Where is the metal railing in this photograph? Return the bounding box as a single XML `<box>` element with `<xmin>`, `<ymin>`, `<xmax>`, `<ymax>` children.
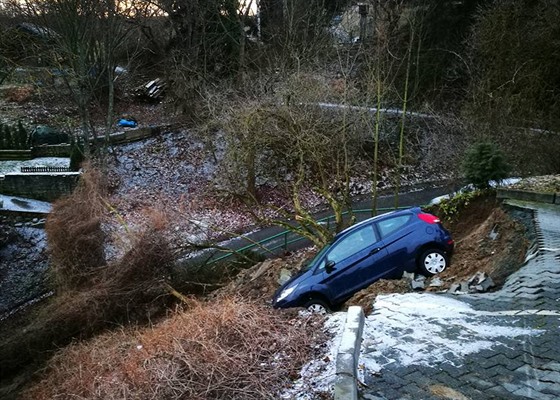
<box><xmin>207</xmin><ymin>206</ymin><xmax>411</xmax><ymax>265</ymax></box>
<box><xmin>20</xmin><ymin>166</ymin><xmax>72</xmax><ymax>173</ymax></box>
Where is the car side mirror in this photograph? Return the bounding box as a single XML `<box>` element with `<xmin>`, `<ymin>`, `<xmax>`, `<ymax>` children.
<box><xmin>325</xmin><ymin>260</ymin><xmax>336</xmax><ymax>274</ymax></box>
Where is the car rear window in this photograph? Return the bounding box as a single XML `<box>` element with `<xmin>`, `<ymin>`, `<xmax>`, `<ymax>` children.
<box><xmin>376</xmin><ymin>214</ymin><xmax>412</xmax><ymax>239</ymax></box>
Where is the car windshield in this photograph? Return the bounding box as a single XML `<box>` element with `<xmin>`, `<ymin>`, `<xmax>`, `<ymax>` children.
<box><xmin>301</xmin><ymin>243</ymin><xmax>332</xmax><ymax>272</ymax></box>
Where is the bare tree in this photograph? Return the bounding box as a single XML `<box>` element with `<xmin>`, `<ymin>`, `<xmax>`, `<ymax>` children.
<box><xmin>217</xmin><ymin>93</ymin><xmax>363</xmax><ymax>246</ymax></box>
<box><xmin>10</xmin><ymin>0</ymin><xmax>139</xmax><ymax>158</ymax></box>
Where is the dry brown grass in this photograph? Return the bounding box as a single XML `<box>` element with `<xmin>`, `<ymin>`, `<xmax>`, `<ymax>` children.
<box><xmin>21</xmin><ymin>298</ymin><xmax>324</xmax><ymax>400</ymax></box>
<box><xmin>0</xmin><ymin>166</ymin><xmax>175</xmax><ymax>384</ymax></box>
<box><xmin>0</xmin><ymin>226</ymin><xmax>174</xmax><ymax>379</ymax></box>
<box><xmin>45</xmin><ymin>163</ymin><xmax>108</xmax><ymax>290</ymax></box>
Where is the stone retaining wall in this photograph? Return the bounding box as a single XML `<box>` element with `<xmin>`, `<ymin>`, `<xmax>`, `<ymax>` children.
<box><xmin>0</xmin><ymin>150</ymin><xmax>33</xmax><ymax>161</ymax></box>
<box><xmin>0</xmin><ymin>126</ymin><xmax>160</xmax><ymax>202</ymax></box>
<box><xmin>0</xmin><ymin>126</ymin><xmax>162</xmax><ymax>161</ymax></box>
<box><xmin>0</xmin><ymin>172</ymin><xmax>80</xmax><ymax>202</ymax></box>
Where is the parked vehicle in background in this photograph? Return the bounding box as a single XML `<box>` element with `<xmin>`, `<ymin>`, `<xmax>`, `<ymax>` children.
<box><xmin>272</xmin><ymin>207</ymin><xmax>454</xmax><ymax>312</ymax></box>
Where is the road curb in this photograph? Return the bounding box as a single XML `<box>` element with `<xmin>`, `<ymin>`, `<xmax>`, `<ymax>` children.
<box><xmin>334</xmin><ymin>306</ymin><xmax>365</xmax><ymax>400</ymax></box>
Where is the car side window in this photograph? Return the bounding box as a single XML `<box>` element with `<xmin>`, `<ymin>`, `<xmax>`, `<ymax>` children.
<box><xmin>323</xmin><ymin>225</ymin><xmax>376</xmax><ymax>266</ymax></box>
<box><xmin>376</xmin><ymin>214</ymin><xmax>412</xmax><ymax>239</ymax></box>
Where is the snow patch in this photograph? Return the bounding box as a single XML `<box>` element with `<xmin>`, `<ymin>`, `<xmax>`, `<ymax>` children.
<box><xmin>0</xmin><ymin>157</ymin><xmax>70</xmax><ymax>174</ymax></box>
<box><xmin>281</xmin><ymin>312</ymin><xmax>346</xmax><ymax>399</ymax></box>
<box><xmin>0</xmin><ymin>194</ymin><xmax>51</xmax><ymax>213</ymax></box>
<box><xmin>360</xmin><ymin>293</ymin><xmax>542</xmax><ymax>373</ymax></box>
<box><xmin>429</xmin><ymin>178</ymin><xmax>521</xmax><ymax>205</ymax></box>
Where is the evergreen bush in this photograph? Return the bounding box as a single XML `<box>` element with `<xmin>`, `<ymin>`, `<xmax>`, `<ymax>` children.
<box><xmin>4</xmin><ymin>125</ymin><xmax>13</xmax><ymax>149</ymax></box>
<box><xmin>0</xmin><ymin>121</ymin><xmax>30</xmax><ymax>150</ymax></box>
<box><xmin>462</xmin><ymin>141</ymin><xmax>511</xmax><ymax>189</ymax></box>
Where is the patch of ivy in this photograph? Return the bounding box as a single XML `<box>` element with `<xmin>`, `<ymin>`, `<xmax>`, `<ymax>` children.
<box><xmin>431</xmin><ymin>190</ymin><xmax>484</xmax><ymax>223</ymax></box>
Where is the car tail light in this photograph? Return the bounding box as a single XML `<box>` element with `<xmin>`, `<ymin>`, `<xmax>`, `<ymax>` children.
<box><xmin>418</xmin><ymin>213</ymin><xmax>440</xmax><ymax>224</ymax></box>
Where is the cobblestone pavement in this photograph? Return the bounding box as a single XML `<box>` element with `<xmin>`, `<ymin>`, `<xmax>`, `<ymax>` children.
<box><xmin>360</xmin><ymin>202</ymin><xmax>560</xmax><ymax>400</ymax></box>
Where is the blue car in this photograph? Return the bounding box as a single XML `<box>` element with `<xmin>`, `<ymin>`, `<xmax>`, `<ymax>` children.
<box><xmin>272</xmin><ymin>207</ymin><xmax>454</xmax><ymax>312</ymax></box>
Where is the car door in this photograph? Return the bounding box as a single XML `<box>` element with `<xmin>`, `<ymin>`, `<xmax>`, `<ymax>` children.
<box><xmin>374</xmin><ymin>212</ymin><xmax>416</xmax><ymax>274</ymax></box>
<box><xmin>318</xmin><ymin>224</ymin><xmax>388</xmax><ymax>304</ymax></box>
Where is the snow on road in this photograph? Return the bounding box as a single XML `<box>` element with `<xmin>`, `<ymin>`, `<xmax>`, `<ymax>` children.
<box><xmin>359</xmin><ymin>293</ymin><xmax>541</xmax><ymax>373</ymax></box>
<box><xmin>285</xmin><ymin>292</ymin><xmax>542</xmax><ymax>398</ymax></box>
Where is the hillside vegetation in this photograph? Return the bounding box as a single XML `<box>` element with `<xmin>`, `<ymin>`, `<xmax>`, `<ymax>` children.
<box><xmin>1</xmin><ymin>0</ymin><xmax>559</xmax><ymax>398</ymax></box>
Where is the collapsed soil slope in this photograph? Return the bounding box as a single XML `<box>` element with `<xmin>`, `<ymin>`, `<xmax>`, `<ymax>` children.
<box><xmin>0</xmin><ymin>193</ymin><xmax>533</xmax><ymax>399</ymax></box>
<box><xmin>214</xmin><ymin>194</ymin><xmax>532</xmax><ymax>314</ymax></box>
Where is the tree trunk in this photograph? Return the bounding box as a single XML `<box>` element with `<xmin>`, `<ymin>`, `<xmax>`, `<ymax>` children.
<box><xmin>394</xmin><ymin>26</ymin><xmax>414</xmax><ymax>209</ymax></box>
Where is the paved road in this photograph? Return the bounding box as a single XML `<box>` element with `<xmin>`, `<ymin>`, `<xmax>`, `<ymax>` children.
<box><xmin>360</xmin><ymin>201</ymin><xmax>560</xmax><ymax>400</ymax></box>
<box><xmin>189</xmin><ymin>182</ymin><xmax>461</xmax><ymax>264</ymax></box>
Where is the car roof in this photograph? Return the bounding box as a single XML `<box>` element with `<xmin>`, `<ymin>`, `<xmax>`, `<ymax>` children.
<box><xmin>334</xmin><ymin>207</ymin><xmax>421</xmax><ymax>239</ymax></box>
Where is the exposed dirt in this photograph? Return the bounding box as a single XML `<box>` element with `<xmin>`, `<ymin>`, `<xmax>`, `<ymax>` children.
<box><xmin>212</xmin><ymin>247</ymin><xmax>318</xmax><ymax>304</ymax></box>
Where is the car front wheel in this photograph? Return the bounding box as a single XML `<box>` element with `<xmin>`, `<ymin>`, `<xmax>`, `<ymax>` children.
<box><xmin>418</xmin><ymin>249</ymin><xmax>448</xmax><ymax>276</ymax></box>
<box><xmin>304</xmin><ymin>299</ymin><xmax>330</xmax><ymax>315</ymax></box>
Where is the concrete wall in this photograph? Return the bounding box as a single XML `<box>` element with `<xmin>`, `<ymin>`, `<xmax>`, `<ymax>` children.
<box><xmin>497</xmin><ymin>188</ymin><xmax>557</xmax><ymax>204</ymax></box>
<box><xmin>0</xmin><ymin>172</ymin><xmax>80</xmax><ymax>202</ymax></box>
<box><xmin>0</xmin><ymin>150</ymin><xmax>33</xmax><ymax>161</ymax></box>
<box><xmin>32</xmin><ymin>144</ymin><xmax>72</xmax><ymax>158</ymax></box>
<box><xmin>98</xmin><ymin>126</ymin><xmax>161</xmax><ymax>145</ymax></box>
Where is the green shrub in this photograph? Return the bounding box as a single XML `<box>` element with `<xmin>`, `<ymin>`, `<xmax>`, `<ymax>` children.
<box><xmin>432</xmin><ymin>190</ymin><xmax>479</xmax><ymax>222</ymax></box>
<box><xmin>462</xmin><ymin>141</ymin><xmax>511</xmax><ymax>189</ymax></box>
<box><xmin>0</xmin><ymin>121</ymin><xmax>30</xmax><ymax>150</ymax></box>
<box><xmin>17</xmin><ymin>120</ymin><xmax>28</xmax><ymax>149</ymax></box>
<box><xmin>4</xmin><ymin>124</ymin><xmax>13</xmax><ymax>149</ymax></box>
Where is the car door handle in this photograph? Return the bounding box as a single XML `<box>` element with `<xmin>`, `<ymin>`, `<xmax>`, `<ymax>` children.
<box><xmin>369</xmin><ymin>247</ymin><xmax>382</xmax><ymax>255</ymax></box>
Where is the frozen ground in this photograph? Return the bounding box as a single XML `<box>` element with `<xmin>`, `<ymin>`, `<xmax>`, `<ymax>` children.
<box><xmin>281</xmin><ymin>311</ymin><xmax>347</xmax><ymax>399</ymax></box>
<box><xmin>105</xmin><ymin>130</ymin><xmax>456</xmax><ymax>254</ymax></box>
<box><xmin>287</xmin><ymin>292</ymin><xmax>542</xmax><ymax>398</ymax></box>
<box><xmin>0</xmin><ymin>194</ymin><xmax>51</xmax><ymax>213</ymax></box>
<box><xmin>359</xmin><ymin>293</ymin><xmax>541</xmax><ymax>373</ymax></box>
<box><xmin>0</xmin><ymin>225</ymin><xmax>49</xmax><ymax>317</ymax></box>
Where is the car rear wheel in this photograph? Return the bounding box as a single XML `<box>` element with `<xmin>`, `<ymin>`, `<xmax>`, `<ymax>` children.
<box><xmin>418</xmin><ymin>249</ymin><xmax>448</xmax><ymax>276</ymax></box>
<box><xmin>304</xmin><ymin>299</ymin><xmax>330</xmax><ymax>315</ymax></box>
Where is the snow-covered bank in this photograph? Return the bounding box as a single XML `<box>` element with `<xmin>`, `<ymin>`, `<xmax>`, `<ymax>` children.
<box><xmin>0</xmin><ymin>194</ymin><xmax>51</xmax><ymax>213</ymax></box>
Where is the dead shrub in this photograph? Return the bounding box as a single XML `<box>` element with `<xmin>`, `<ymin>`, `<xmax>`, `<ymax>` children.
<box><xmin>45</xmin><ymin>164</ymin><xmax>108</xmax><ymax>290</ymax></box>
<box><xmin>140</xmin><ymin>206</ymin><xmax>169</xmax><ymax>232</ymax></box>
<box><xmin>1</xmin><ymin>169</ymin><xmax>176</xmax><ymax>382</ymax></box>
<box><xmin>99</xmin><ymin>228</ymin><xmax>174</xmax><ymax>322</ymax></box>
<box><xmin>0</xmin><ymin>226</ymin><xmax>174</xmax><ymax>381</ymax></box>
<box><xmin>21</xmin><ymin>298</ymin><xmax>324</xmax><ymax>400</ymax></box>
